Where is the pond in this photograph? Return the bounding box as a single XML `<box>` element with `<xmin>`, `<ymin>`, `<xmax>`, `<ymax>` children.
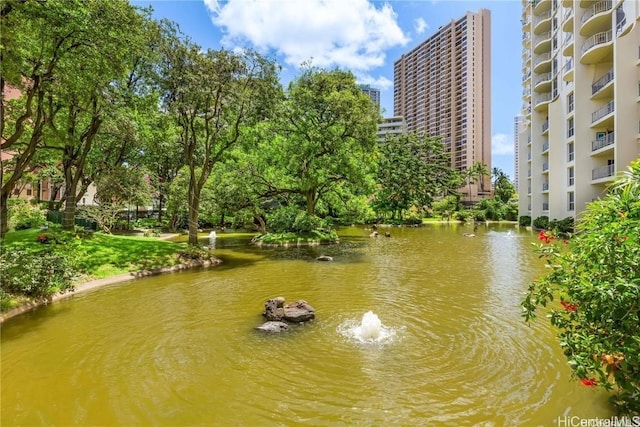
<box><xmin>1</xmin><ymin>224</ymin><xmax>614</xmax><ymax>426</ymax></box>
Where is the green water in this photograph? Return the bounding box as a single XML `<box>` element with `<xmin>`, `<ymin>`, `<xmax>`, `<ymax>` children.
<box><xmin>1</xmin><ymin>224</ymin><xmax>614</xmax><ymax>426</ymax></box>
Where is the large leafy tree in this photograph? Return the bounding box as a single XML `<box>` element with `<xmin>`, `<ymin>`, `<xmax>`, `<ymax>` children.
<box><xmin>159</xmin><ymin>24</ymin><xmax>280</xmax><ymax>245</ymax></box>
<box><xmin>523</xmin><ymin>160</ymin><xmax>640</xmax><ymax>414</ymax></box>
<box><xmin>247</xmin><ymin>66</ymin><xmax>379</xmax><ymax>219</ymax></box>
<box><xmin>1</xmin><ymin>0</ymin><xmax>156</xmax><ymax>235</ymax></box>
<box><xmin>373</xmin><ymin>133</ymin><xmax>459</xmax><ymax>219</ymax></box>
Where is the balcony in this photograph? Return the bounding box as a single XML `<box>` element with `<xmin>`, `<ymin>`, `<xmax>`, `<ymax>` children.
<box><xmin>592</xmin><ymin>164</ymin><xmax>615</xmax><ymax>181</ymax></box>
<box><xmin>562</xmin><ymin>0</ymin><xmax>572</xmax><ymax>6</ymax></box>
<box><xmin>563</xmin><ymin>32</ymin><xmax>574</xmax><ymax>56</ymax></box>
<box><xmin>534</xmin><ymin>72</ymin><xmax>552</xmax><ymax>92</ymax></box>
<box><xmin>591</xmin><ymin>100</ymin><xmax>614</xmax><ymax>127</ymax></box>
<box><xmin>542</xmin><ymin>182</ymin><xmax>549</xmax><ymax>191</ymax></box>
<box><xmin>534</xmin><ymin>31</ymin><xmax>552</xmax><ymax>54</ymax></box>
<box><xmin>581</xmin><ymin>30</ymin><xmax>613</xmax><ymax>64</ymax></box>
<box><xmin>542</xmin><ymin>141</ymin><xmax>549</xmax><ymax>152</ymax></box>
<box><xmin>534</xmin><ymin>93</ymin><xmax>552</xmax><ymax>111</ymax></box>
<box><xmin>592</xmin><ymin>132</ymin><xmax>615</xmax><ymax>152</ymax></box>
<box><xmin>523</xmin><ymin>87</ymin><xmax>532</xmax><ymax>99</ymax></box>
<box><xmin>542</xmin><ymin>121</ymin><xmax>549</xmax><ymax>134</ymax></box>
<box><xmin>533</xmin><ymin>0</ymin><xmax>552</xmax><ymax>15</ymax></box>
<box><xmin>580</xmin><ymin>0</ymin><xmax>613</xmax><ymax>36</ymax></box>
<box><xmin>542</xmin><ymin>162</ymin><xmax>549</xmax><ymax>172</ymax></box>
<box><xmin>562</xmin><ymin>7</ymin><xmax>574</xmax><ymax>32</ymax></box>
<box><xmin>522</xmin><ymin>70</ymin><xmax>532</xmax><ymax>82</ymax></box>
<box><xmin>563</xmin><ymin>58</ymin><xmax>574</xmax><ymax>82</ymax></box>
<box><xmin>534</xmin><ymin>10</ymin><xmax>552</xmax><ymax>34</ymax></box>
<box><xmin>533</xmin><ymin>52</ymin><xmax>552</xmax><ymax>73</ymax></box>
<box><xmin>591</xmin><ymin>68</ymin><xmax>614</xmax><ymax>99</ymax></box>
<box><xmin>542</xmin><ymin>202</ymin><xmax>549</xmax><ymax>211</ymax></box>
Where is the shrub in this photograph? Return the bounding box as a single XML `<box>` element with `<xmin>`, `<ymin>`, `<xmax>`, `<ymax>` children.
<box><xmin>293</xmin><ymin>211</ymin><xmax>322</xmax><ymax>233</ymax></box>
<box><xmin>532</xmin><ymin>215</ymin><xmax>549</xmax><ymax>230</ymax></box>
<box><xmin>266</xmin><ymin>205</ymin><xmax>299</xmax><ymax>233</ymax></box>
<box><xmin>523</xmin><ymin>161</ymin><xmax>640</xmax><ymax>414</ymax></box>
<box><xmin>519</xmin><ymin>215</ymin><xmax>532</xmax><ymax>227</ymax></box>
<box><xmin>549</xmin><ymin>216</ymin><xmax>574</xmax><ymax>235</ymax></box>
<box><xmin>8</xmin><ymin>199</ymin><xmax>46</xmax><ymax>231</ymax></box>
<box><xmin>0</xmin><ymin>247</ymin><xmax>76</xmax><ymax>301</ymax></box>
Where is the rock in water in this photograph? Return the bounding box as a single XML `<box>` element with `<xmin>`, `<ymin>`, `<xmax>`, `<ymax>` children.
<box><xmin>283</xmin><ymin>300</ymin><xmax>315</xmax><ymax>322</ymax></box>
<box><xmin>255</xmin><ymin>321</ymin><xmax>289</xmax><ymax>333</ymax></box>
<box><xmin>316</xmin><ymin>255</ymin><xmax>333</xmax><ymax>262</ymax></box>
<box><xmin>264</xmin><ymin>297</ymin><xmax>286</xmax><ymax>321</ymax></box>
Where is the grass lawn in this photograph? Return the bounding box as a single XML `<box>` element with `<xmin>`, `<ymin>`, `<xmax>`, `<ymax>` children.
<box><xmin>3</xmin><ymin>228</ymin><xmax>188</xmax><ymax>280</ymax></box>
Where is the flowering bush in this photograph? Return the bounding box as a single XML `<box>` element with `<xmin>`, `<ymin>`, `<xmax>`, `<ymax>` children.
<box><xmin>522</xmin><ymin>161</ymin><xmax>640</xmax><ymax>414</ymax></box>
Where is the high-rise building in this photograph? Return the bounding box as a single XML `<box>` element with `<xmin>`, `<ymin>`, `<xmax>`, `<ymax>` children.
<box><xmin>377</xmin><ymin>116</ymin><xmax>407</xmax><ymax>142</ymax></box>
<box><xmin>518</xmin><ymin>0</ymin><xmax>640</xmax><ymax>219</ymax></box>
<box><xmin>394</xmin><ymin>9</ymin><xmax>492</xmax><ymax>199</ymax></box>
<box><xmin>359</xmin><ymin>84</ymin><xmax>381</xmax><ymax>112</ymax></box>
<box><xmin>514</xmin><ymin>115</ymin><xmax>526</xmax><ymax>189</ymax></box>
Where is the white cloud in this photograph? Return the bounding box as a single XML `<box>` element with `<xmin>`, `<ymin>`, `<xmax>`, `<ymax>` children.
<box><xmin>203</xmin><ymin>0</ymin><xmax>409</xmax><ymax>72</ymax></box>
<box><xmin>492</xmin><ymin>133</ymin><xmax>514</xmax><ymax>156</ymax></box>
<box><xmin>414</xmin><ymin>17</ymin><xmax>428</xmax><ymax>35</ymax></box>
<box><xmin>354</xmin><ymin>73</ymin><xmax>393</xmax><ymax>90</ymax></box>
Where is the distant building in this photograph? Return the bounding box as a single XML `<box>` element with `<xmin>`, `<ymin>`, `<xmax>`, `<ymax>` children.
<box><xmin>359</xmin><ymin>84</ymin><xmax>381</xmax><ymax>112</ymax></box>
<box><xmin>518</xmin><ymin>0</ymin><xmax>640</xmax><ymax>219</ymax></box>
<box><xmin>377</xmin><ymin>116</ymin><xmax>407</xmax><ymax>142</ymax></box>
<box><xmin>393</xmin><ymin>9</ymin><xmax>491</xmax><ymax>200</ymax></box>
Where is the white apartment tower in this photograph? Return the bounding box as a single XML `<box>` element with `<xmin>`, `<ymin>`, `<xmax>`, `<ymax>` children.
<box><xmin>519</xmin><ymin>0</ymin><xmax>640</xmax><ymax>220</ymax></box>
<box><xmin>514</xmin><ymin>114</ymin><xmax>526</xmax><ymax>189</ymax></box>
<box><xmin>394</xmin><ymin>9</ymin><xmax>492</xmax><ymax>198</ymax></box>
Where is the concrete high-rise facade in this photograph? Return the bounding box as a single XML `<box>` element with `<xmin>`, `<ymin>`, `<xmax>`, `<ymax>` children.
<box><xmin>359</xmin><ymin>84</ymin><xmax>381</xmax><ymax>113</ymax></box>
<box><xmin>519</xmin><ymin>0</ymin><xmax>640</xmax><ymax>219</ymax></box>
<box><xmin>514</xmin><ymin>114</ymin><xmax>526</xmax><ymax>189</ymax></box>
<box><xmin>394</xmin><ymin>9</ymin><xmax>492</xmax><ymax>198</ymax></box>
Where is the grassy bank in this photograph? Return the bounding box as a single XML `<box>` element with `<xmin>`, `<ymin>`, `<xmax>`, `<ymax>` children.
<box><xmin>1</xmin><ymin>228</ymin><xmax>189</xmax><ymax>312</ymax></box>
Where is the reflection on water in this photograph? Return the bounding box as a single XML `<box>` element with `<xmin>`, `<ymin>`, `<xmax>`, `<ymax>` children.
<box><xmin>1</xmin><ymin>224</ymin><xmax>614</xmax><ymax>426</ymax></box>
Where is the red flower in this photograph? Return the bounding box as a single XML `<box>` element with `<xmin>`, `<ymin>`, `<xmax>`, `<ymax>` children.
<box><xmin>560</xmin><ymin>301</ymin><xmax>578</xmax><ymax>312</ymax></box>
<box><xmin>580</xmin><ymin>378</ymin><xmax>597</xmax><ymax>387</ymax></box>
<box><xmin>538</xmin><ymin>230</ymin><xmax>556</xmax><ymax>244</ymax></box>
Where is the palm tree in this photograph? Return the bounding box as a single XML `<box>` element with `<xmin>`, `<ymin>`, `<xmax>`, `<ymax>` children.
<box><xmin>471</xmin><ymin>162</ymin><xmax>490</xmax><ymax>194</ymax></box>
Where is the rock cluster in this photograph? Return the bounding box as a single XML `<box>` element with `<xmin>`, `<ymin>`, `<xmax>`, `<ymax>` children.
<box><xmin>255</xmin><ymin>297</ymin><xmax>315</xmax><ymax>333</ymax></box>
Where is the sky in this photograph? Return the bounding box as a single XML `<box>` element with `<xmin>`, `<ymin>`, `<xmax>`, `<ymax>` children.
<box><xmin>132</xmin><ymin>0</ymin><xmax>523</xmax><ymax>180</ymax></box>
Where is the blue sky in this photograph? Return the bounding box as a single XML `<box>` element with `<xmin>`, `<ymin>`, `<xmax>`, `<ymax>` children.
<box><xmin>133</xmin><ymin>0</ymin><xmax>522</xmax><ymax>179</ymax></box>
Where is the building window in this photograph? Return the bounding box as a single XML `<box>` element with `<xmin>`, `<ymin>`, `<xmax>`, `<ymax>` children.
<box><xmin>568</xmin><ymin>142</ymin><xmax>574</xmax><ymax>162</ymax></box>
<box><xmin>567</xmin><ymin>92</ymin><xmax>574</xmax><ymax>113</ymax></box>
<box><xmin>568</xmin><ymin>166</ymin><xmax>574</xmax><ymax>186</ymax></box>
<box><xmin>26</xmin><ymin>187</ymin><xmax>32</xmax><ymax>196</ymax></box>
<box><xmin>568</xmin><ymin>192</ymin><xmax>575</xmax><ymax>211</ymax></box>
<box><xmin>567</xmin><ymin>117</ymin><xmax>574</xmax><ymax>138</ymax></box>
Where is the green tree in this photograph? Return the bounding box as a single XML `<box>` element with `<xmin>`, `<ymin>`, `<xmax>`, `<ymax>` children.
<box><xmin>81</xmin><ymin>165</ymin><xmax>153</xmax><ymax>233</ymax></box>
<box><xmin>1</xmin><ymin>0</ymin><xmax>156</xmax><ymax>235</ymax></box>
<box><xmin>522</xmin><ymin>160</ymin><xmax>640</xmax><ymax>414</ymax></box>
<box><xmin>492</xmin><ymin>167</ymin><xmax>516</xmax><ymax>203</ymax></box>
<box><xmin>247</xmin><ymin>66</ymin><xmax>379</xmax><ymax>221</ymax></box>
<box><xmin>373</xmin><ymin>133</ymin><xmax>459</xmax><ymax>220</ymax></box>
<box><xmin>159</xmin><ymin>24</ymin><xmax>280</xmax><ymax>245</ymax></box>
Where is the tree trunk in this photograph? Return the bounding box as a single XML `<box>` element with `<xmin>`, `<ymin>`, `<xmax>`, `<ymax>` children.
<box><xmin>157</xmin><ymin>194</ymin><xmax>164</xmax><ymax>223</ymax></box>
<box><xmin>305</xmin><ymin>190</ymin><xmax>316</xmax><ymax>215</ymax></box>
<box><xmin>0</xmin><ymin>192</ymin><xmax>9</xmax><ymax>238</ymax></box>
<box><xmin>187</xmin><ymin>176</ymin><xmax>201</xmax><ymax>246</ymax></box>
<box><xmin>62</xmin><ymin>185</ymin><xmax>77</xmax><ymax>230</ymax></box>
